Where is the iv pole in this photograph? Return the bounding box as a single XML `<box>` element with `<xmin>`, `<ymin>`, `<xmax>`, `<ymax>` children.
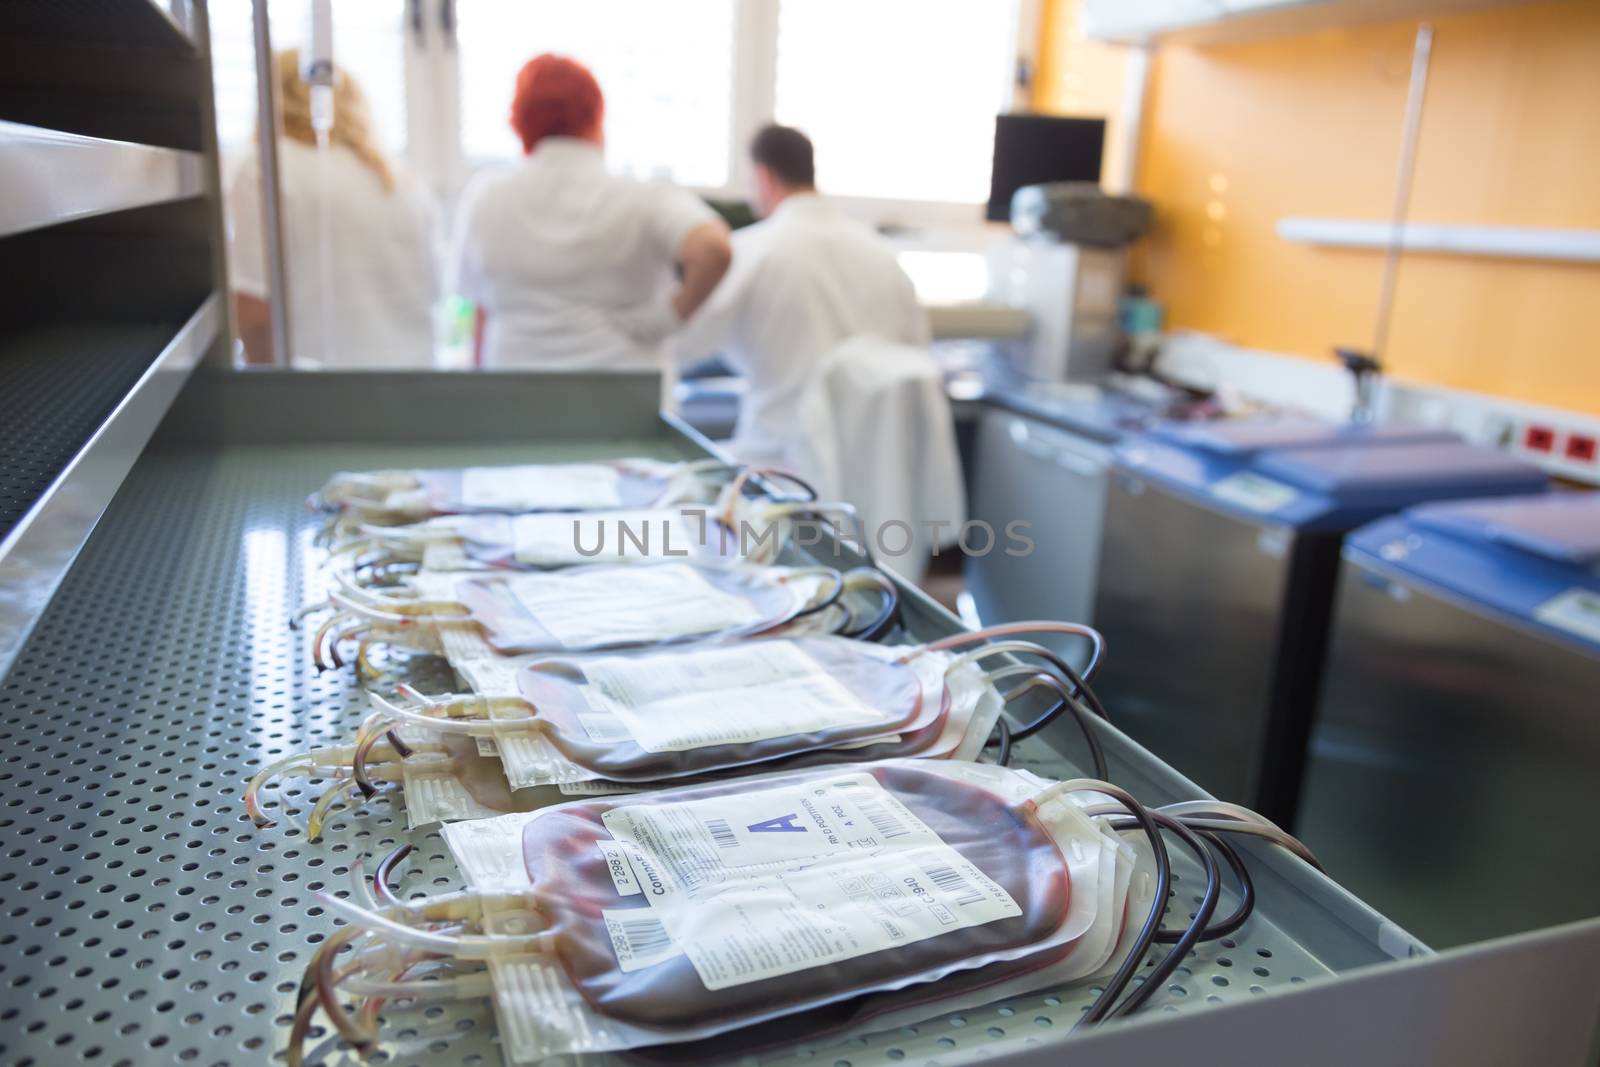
<box><xmin>1338</xmin><ymin>22</ymin><xmax>1433</xmax><ymax>423</ymax></box>
<box><xmin>250</xmin><ymin>0</ymin><xmax>292</xmax><ymax>368</ymax></box>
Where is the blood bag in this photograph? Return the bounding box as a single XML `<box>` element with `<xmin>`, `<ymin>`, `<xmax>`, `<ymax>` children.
<box><xmin>367</xmin><ymin>637</ymin><xmax>947</xmax><ymax>784</ymax></box>
<box><xmin>312</xmin><ymin>457</ymin><xmax>715</xmax><ymax>526</ymax></box>
<box><xmin>248</xmin><ymin>628</ymin><xmax>1011</xmax><ymax>838</ymax></box>
<box><xmin>623</xmin><ymin>799</ymin><xmax>1148</xmax><ymax>1064</ymax></box>
<box><xmin>380</xmin><ymin>760</ymin><xmax>1128</xmax><ymax>1060</ymax></box>
<box><xmin>347</xmin><ymin>562</ymin><xmax>837</xmax><ymax>656</ymax></box>
<box><xmin>275</xmin><ymin>621</ymin><xmax>1095</xmax><ymax>838</ymax></box>
<box><xmin>294</xmin><ymin>759</ymin><xmax>1319</xmax><ymax>1065</ymax></box>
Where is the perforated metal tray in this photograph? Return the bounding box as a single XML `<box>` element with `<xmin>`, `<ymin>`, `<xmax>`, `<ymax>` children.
<box><xmin>0</xmin><ymin>372</ymin><xmax>1423</xmax><ymax>1067</ymax></box>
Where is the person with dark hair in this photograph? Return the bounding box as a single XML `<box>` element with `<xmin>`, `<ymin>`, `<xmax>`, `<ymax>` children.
<box><xmin>748</xmin><ymin>124</ymin><xmax>816</xmax><ymax>212</ymax></box>
<box><xmin>676</xmin><ymin>124</ymin><xmax>929</xmax><ymax>469</ymax></box>
<box><xmin>447</xmin><ymin>54</ymin><xmax>731</xmax><ymax>371</ymax></box>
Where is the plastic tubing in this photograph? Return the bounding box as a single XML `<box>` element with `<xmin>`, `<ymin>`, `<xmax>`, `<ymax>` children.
<box><xmin>316</xmin><ymin>893</ymin><xmax>552</xmax><ymax>961</ymax></box>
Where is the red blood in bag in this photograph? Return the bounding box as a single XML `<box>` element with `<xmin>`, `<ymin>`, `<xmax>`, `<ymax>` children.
<box><xmin>518</xmin><ymin>763</ymin><xmax>1072</xmax><ymax>1033</ymax></box>
<box><xmin>433</xmin><ymin>734</ymin><xmax>522</xmax><ymax>814</ymax></box>
<box><xmin>511</xmin><ymin>639</ymin><xmax>942</xmax><ymax>780</ymax></box>
<box><xmin>630</xmin><ymin>934</ymin><xmax>1089</xmax><ymax>1063</ymax></box>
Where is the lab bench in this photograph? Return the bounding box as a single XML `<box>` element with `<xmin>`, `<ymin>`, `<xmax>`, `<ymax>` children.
<box><xmin>2</xmin><ymin>366</ymin><xmax>1519</xmax><ymax>1067</ymax></box>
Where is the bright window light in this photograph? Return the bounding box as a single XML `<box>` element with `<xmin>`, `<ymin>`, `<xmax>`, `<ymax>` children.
<box><xmin>455</xmin><ymin>0</ymin><xmax>736</xmax><ymax>188</ymax></box>
<box><xmin>774</xmin><ymin>0</ymin><xmax>1018</xmax><ymax>204</ymax></box>
<box><xmin>897</xmin><ymin>251</ymin><xmax>992</xmax><ymax>304</ymax></box>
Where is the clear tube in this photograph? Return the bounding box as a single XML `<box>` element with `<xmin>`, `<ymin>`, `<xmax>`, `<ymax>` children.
<box><xmin>340</xmin><ymin>973</ymin><xmax>494</xmax><ymax>999</ymax></box>
<box><xmin>316</xmin><ymin>892</ymin><xmax>552</xmax><ymax>960</ymax></box>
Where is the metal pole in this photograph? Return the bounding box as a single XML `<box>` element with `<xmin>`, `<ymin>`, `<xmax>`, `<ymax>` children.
<box><xmin>1114</xmin><ymin>44</ymin><xmax>1153</xmax><ymax>195</ymax></box>
<box><xmin>1371</xmin><ymin>23</ymin><xmax>1432</xmax><ymax>362</ymax></box>
<box><xmin>251</xmin><ymin>0</ymin><xmax>292</xmax><ymax>368</ymax></box>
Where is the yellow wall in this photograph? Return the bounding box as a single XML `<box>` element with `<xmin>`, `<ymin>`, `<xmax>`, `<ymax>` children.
<box><xmin>1033</xmin><ymin>0</ymin><xmax>1130</xmax><ymax>187</ymax></box>
<box><xmin>1033</xmin><ymin>1</ymin><xmax>1600</xmax><ymax>413</ymax></box>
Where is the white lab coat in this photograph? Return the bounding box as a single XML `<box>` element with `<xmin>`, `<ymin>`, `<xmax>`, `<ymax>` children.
<box><xmin>794</xmin><ymin>338</ymin><xmax>967</xmax><ymax>580</ymax></box>
<box><xmin>447</xmin><ymin>138</ymin><xmax>718</xmax><ymax>371</ymax></box>
<box><xmin>226</xmin><ymin>140</ymin><xmax>438</xmax><ymax>368</ymax></box>
<box><xmin>676</xmin><ymin>193</ymin><xmax>930</xmax><ymax>468</ymax></box>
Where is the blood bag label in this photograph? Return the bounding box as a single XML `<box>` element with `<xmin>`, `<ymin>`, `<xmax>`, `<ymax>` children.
<box><xmin>504</xmin><ymin>565</ymin><xmax>763</xmax><ymax>648</ymax></box>
<box><xmin>577</xmin><ymin>643</ymin><xmax>886</xmax><ymax>752</ymax></box>
<box><xmin>596</xmin><ymin>841</ymin><xmax>642</xmax><ymax>896</ymax></box>
<box><xmin>601</xmin><ymin>908</ymin><xmax>684</xmax><ymax>971</ymax></box>
<box><xmin>1211</xmin><ymin>472</ymin><xmax>1299</xmax><ymax>514</ymax></box>
<box><xmin>598</xmin><ymin>773</ymin><xmax>1021</xmax><ymax>987</ymax></box>
<box><xmin>1533</xmin><ymin>587</ymin><xmax>1600</xmax><ymax>645</ymax></box>
<box><xmin>459</xmin><ymin>464</ymin><xmax>624</xmax><ymax>511</ymax></box>
<box><xmin>510</xmin><ymin>510</ymin><xmax>701</xmax><ymax>565</ymax></box>
<box><xmin>575</xmin><ymin>712</ymin><xmax>634</xmax><ymax>744</ymax></box>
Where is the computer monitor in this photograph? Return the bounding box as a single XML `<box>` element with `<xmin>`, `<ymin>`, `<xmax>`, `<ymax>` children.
<box><xmin>986</xmin><ymin>114</ymin><xmax>1106</xmax><ymax>222</ymax></box>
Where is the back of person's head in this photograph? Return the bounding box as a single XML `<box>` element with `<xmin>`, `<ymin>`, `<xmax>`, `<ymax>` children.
<box><xmin>749</xmin><ymin>124</ymin><xmax>816</xmax><ymax>189</ymax></box>
<box><xmin>510</xmin><ymin>54</ymin><xmax>604</xmax><ymax>153</ymax></box>
<box><xmin>273</xmin><ymin>49</ymin><xmax>395</xmax><ymax>192</ymax></box>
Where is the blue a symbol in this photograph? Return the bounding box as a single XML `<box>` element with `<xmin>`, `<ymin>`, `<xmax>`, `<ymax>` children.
<box><xmin>747</xmin><ymin>813</ymin><xmax>807</xmax><ymax>834</ymax></box>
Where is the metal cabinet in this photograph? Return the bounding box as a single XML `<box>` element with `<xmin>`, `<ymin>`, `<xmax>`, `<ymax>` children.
<box><xmin>1296</xmin><ymin>495</ymin><xmax>1600</xmax><ymax>948</ymax></box>
<box><xmin>1092</xmin><ymin>469</ymin><xmax>1328</xmax><ymax>813</ymax></box>
<box><xmin>1090</xmin><ymin>428</ymin><xmax>1546</xmax><ymax>822</ymax></box>
<box><xmin>967</xmin><ymin>407</ymin><xmax>1113</xmax><ymax>665</ymax></box>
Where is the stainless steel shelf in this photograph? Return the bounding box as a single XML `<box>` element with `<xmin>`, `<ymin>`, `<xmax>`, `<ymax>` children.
<box><xmin>0</xmin><ymin>293</ymin><xmax>219</xmax><ymax>678</ymax></box>
<box><xmin>143</xmin><ymin>0</ymin><xmax>193</xmax><ymax>42</ymax></box>
<box><xmin>0</xmin><ymin>371</ymin><xmax>1447</xmax><ymax>1067</ymax></box>
<box><xmin>0</xmin><ymin>120</ymin><xmax>205</xmax><ymax>239</ymax></box>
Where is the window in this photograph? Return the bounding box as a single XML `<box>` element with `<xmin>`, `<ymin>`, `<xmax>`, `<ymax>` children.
<box><xmin>774</xmin><ymin>0</ymin><xmax>1021</xmax><ymax>205</ymax></box>
<box><xmin>207</xmin><ymin>0</ymin><xmax>408</xmax><ymax>159</ymax></box>
<box><xmin>454</xmin><ymin>0</ymin><xmax>737</xmax><ymax>188</ymax></box>
<box><xmin>208</xmin><ymin>0</ymin><xmax>1028</xmax><ymax>221</ymax></box>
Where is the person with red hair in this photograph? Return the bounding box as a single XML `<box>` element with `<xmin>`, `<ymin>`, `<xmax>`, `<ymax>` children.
<box><xmin>447</xmin><ymin>54</ymin><xmax>731</xmax><ymax>371</ymax></box>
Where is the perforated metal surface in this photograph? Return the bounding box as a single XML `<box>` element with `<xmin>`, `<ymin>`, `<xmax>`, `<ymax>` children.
<box><xmin>0</xmin><ymin>323</ymin><xmax>180</xmax><ymax>540</ymax></box>
<box><xmin>0</xmin><ymin>441</ymin><xmax>1335</xmax><ymax>1067</ymax></box>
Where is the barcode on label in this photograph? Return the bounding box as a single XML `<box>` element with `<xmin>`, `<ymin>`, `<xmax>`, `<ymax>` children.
<box><xmin>856</xmin><ymin>795</ymin><xmax>910</xmax><ymax>841</ymax></box>
<box><xmin>704</xmin><ymin>818</ymin><xmax>738</xmax><ymax>850</ymax></box>
<box><xmin>613</xmin><ymin>914</ymin><xmax>672</xmax><ymax>956</ymax></box>
<box><xmin>923</xmin><ymin>863</ymin><xmax>984</xmax><ymax>907</ymax></box>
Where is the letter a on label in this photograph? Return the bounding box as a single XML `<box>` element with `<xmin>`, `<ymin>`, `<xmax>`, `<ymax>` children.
<box><xmin>747</xmin><ymin>813</ymin><xmax>807</xmax><ymax>834</ymax></box>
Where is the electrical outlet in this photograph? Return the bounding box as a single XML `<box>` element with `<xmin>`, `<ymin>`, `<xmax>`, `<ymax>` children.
<box><xmin>1524</xmin><ymin>425</ymin><xmax>1556</xmax><ymax>452</ymax></box>
<box><xmin>1566</xmin><ymin>434</ymin><xmax>1597</xmax><ymax>463</ymax></box>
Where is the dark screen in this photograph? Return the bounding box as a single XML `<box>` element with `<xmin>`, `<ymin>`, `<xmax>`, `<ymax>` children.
<box><xmin>986</xmin><ymin>114</ymin><xmax>1107</xmax><ymax>222</ymax></box>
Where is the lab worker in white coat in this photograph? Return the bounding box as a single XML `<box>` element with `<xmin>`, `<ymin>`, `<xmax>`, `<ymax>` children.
<box><xmin>676</xmin><ymin>125</ymin><xmax>963</xmax><ymax>577</ymax></box>
<box><xmin>447</xmin><ymin>54</ymin><xmax>732</xmax><ymax>371</ymax></box>
<box><xmin>676</xmin><ymin>125</ymin><xmax>929</xmax><ymax>467</ymax></box>
<box><xmin>227</xmin><ymin>51</ymin><xmax>438</xmax><ymax>368</ymax></box>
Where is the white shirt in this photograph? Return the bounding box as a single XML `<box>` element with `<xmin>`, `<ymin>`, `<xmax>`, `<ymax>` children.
<box><xmin>676</xmin><ymin>193</ymin><xmax>930</xmax><ymax>465</ymax></box>
<box><xmin>227</xmin><ymin>140</ymin><xmax>438</xmax><ymax>368</ymax></box>
<box><xmin>447</xmin><ymin>138</ymin><xmax>717</xmax><ymax>370</ymax></box>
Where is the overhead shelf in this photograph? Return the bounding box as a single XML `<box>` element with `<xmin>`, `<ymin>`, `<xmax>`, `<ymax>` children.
<box><xmin>0</xmin><ymin>293</ymin><xmax>219</xmax><ymax>679</ymax></box>
<box><xmin>1278</xmin><ymin>217</ymin><xmax>1600</xmax><ymax>264</ymax></box>
<box><xmin>1082</xmin><ymin>0</ymin><xmax>1542</xmax><ymax>46</ymax></box>
<box><xmin>0</xmin><ymin>120</ymin><xmax>204</xmax><ymax>239</ymax></box>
